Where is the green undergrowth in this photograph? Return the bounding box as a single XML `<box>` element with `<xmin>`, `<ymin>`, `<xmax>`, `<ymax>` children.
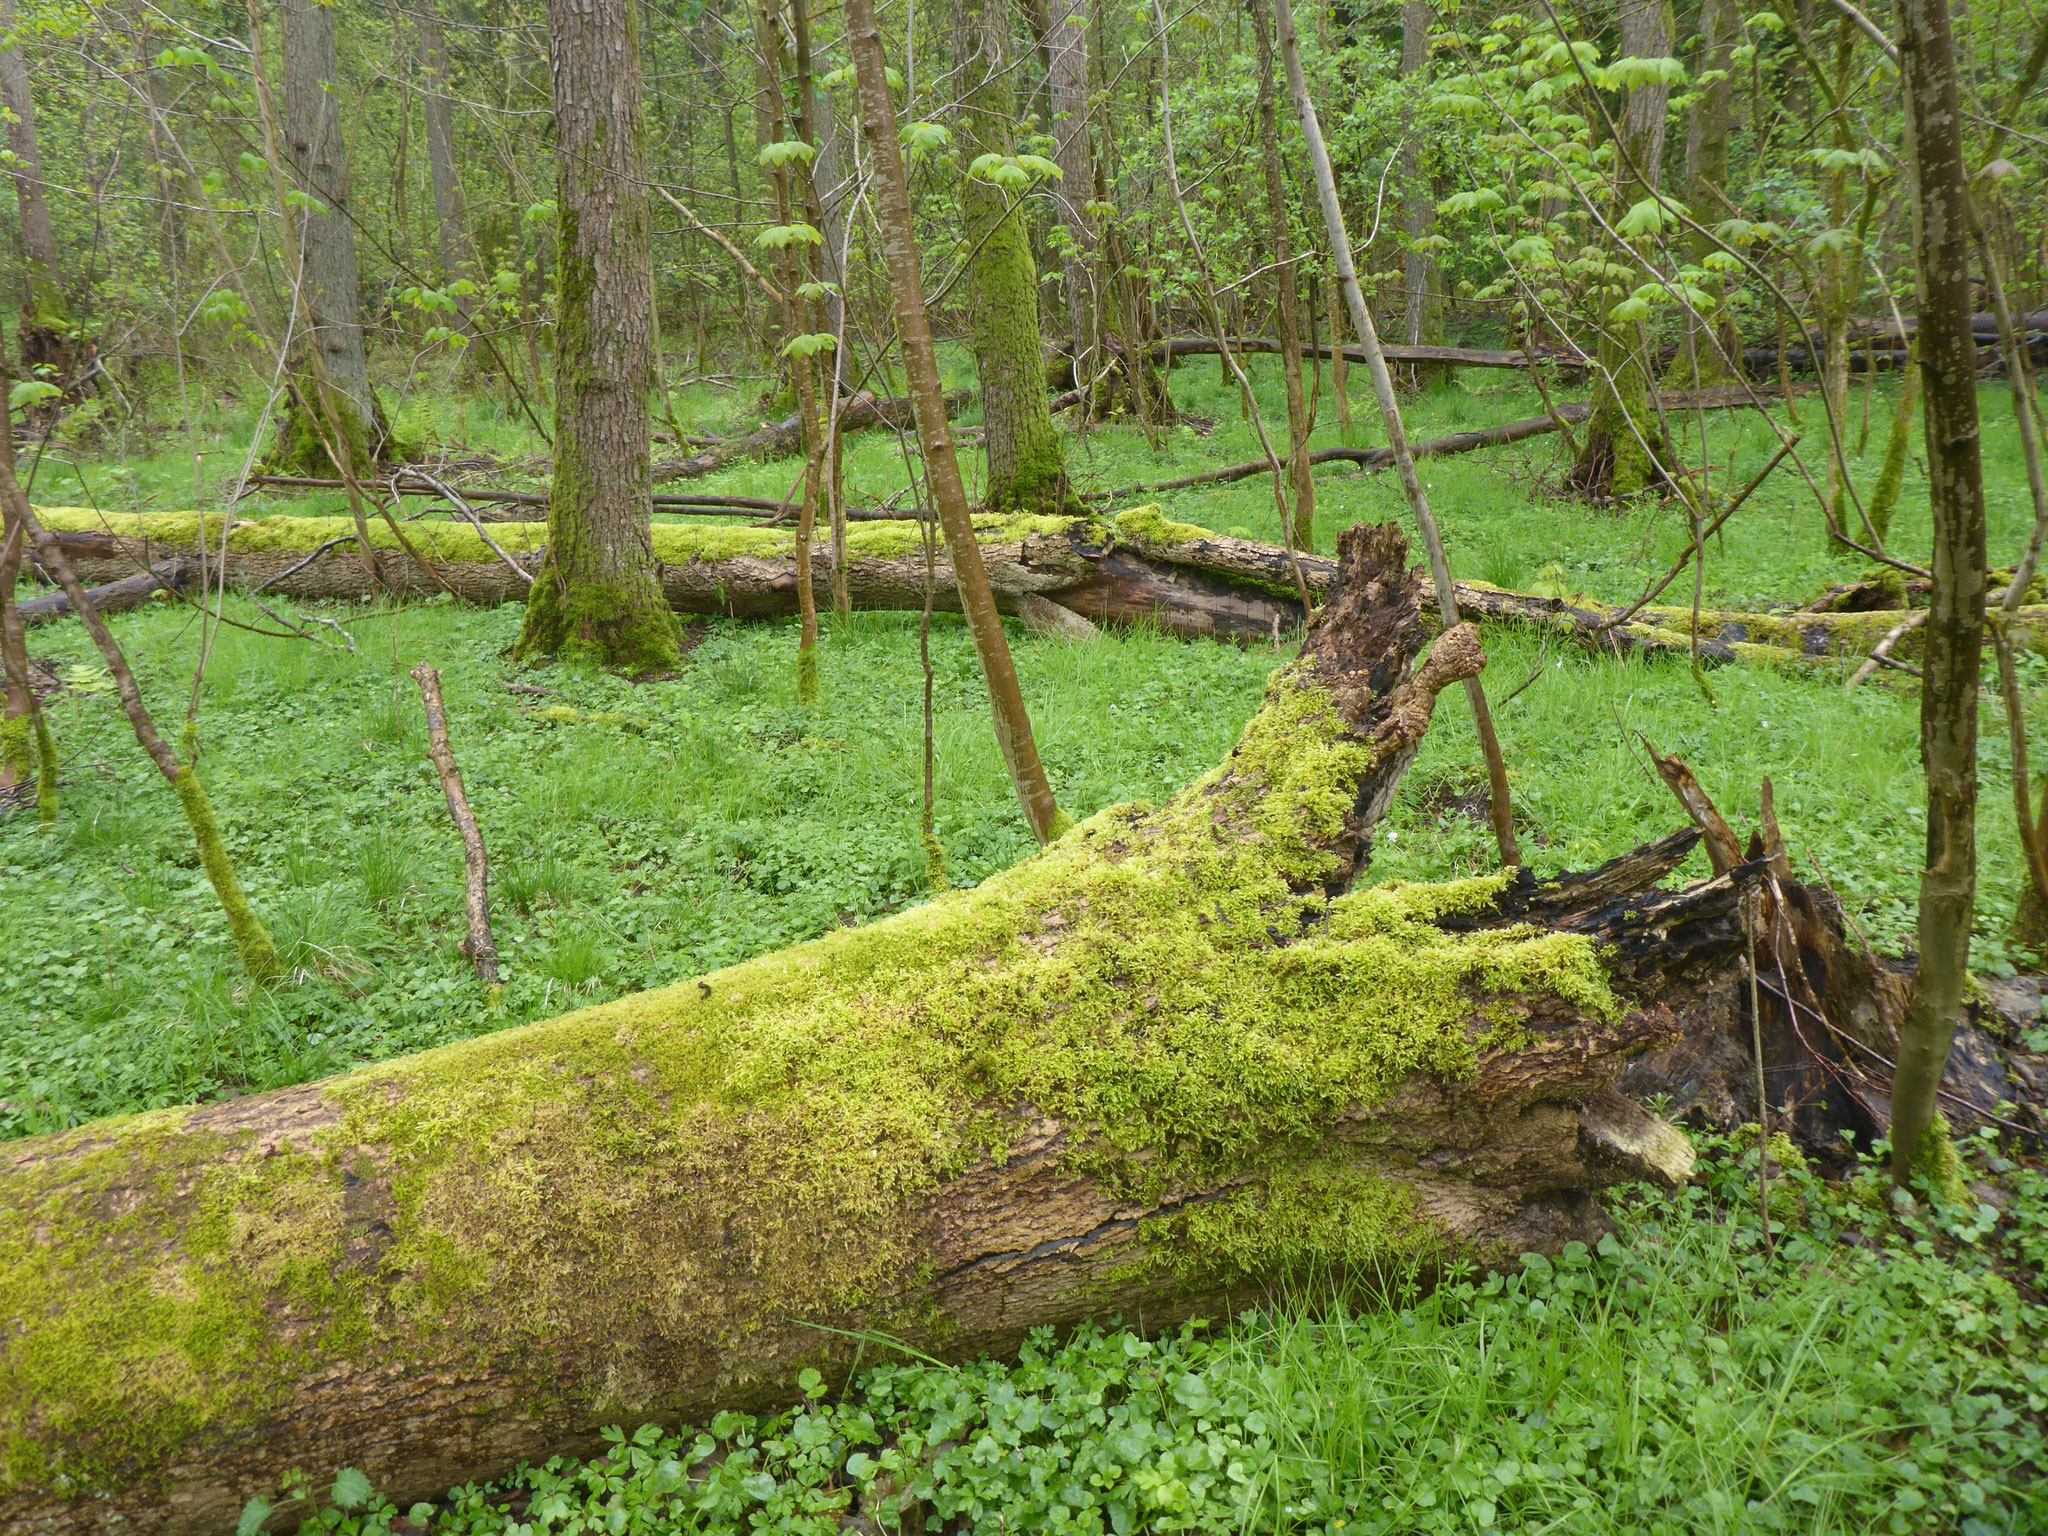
<box><xmin>251</xmin><ymin>1133</ymin><xmax>2048</xmax><ymax>1536</ymax></box>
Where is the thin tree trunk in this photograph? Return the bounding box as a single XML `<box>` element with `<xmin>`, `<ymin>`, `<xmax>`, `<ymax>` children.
<box><xmin>0</xmin><ymin>0</ymin><xmax>72</xmax><ymax>380</ymax></box>
<box><xmin>1044</xmin><ymin>0</ymin><xmax>1097</xmax><ymax>364</ymax></box>
<box><xmin>847</xmin><ymin>0</ymin><xmax>1068</xmax><ymax>843</ymax></box>
<box><xmin>1890</xmin><ymin>0</ymin><xmax>1986</xmax><ymax>1188</ymax></box>
<box><xmin>1252</xmin><ymin>0</ymin><xmax>1314</xmax><ymax>551</ymax></box>
<box><xmin>411</xmin><ymin>664</ymin><xmax>499</xmax><ymax>986</ymax></box>
<box><xmin>1397</xmin><ymin>1</ymin><xmax>1441</xmax><ymax>385</ymax></box>
<box><xmin>417</xmin><ymin>2</ymin><xmax>473</xmax><ymax>322</ymax></box>
<box><xmin>958</xmin><ymin>0</ymin><xmax>1074</xmax><ymax>514</ymax></box>
<box><xmin>1575</xmin><ymin>0</ymin><xmax>1674</xmax><ymax>498</ymax></box>
<box><xmin>1272</xmin><ymin>0</ymin><xmax>1521</xmax><ymax>867</ymax></box>
<box><xmin>515</xmin><ymin>0</ymin><xmax>680</xmax><ymax>672</ymax></box>
<box><xmin>1680</xmin><ymin>0</ymin><xmax>1739</xmax><ymax>384</ymax></box>
<box><xmin>280</xmin><ymin>0</ymin><xmax>384</xmax><ymax>459</ymax></box>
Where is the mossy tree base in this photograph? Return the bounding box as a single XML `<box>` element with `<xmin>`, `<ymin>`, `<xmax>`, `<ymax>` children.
<box><xmin>515</xmin><ymin>567</ymin><xmax>681</xmax><ymax>674</ymax></box>
<box><xmin>0</xmin><ymin>525</ymin><xmax>1752</xmax><ymax>1533</ymax></box>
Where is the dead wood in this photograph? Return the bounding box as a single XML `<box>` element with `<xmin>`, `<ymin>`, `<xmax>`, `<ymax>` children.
<box><xmin>1</xmin><ymin>524</ymin><xmax>1723</xmax><ymax>1532</ymax></box>
<box><xmin>411</xmin><ymin>664</ymin><xmax>499</xmax><ymax>986</ymax></box>
<box><xmin>16</xmin><ymin>556</ymin><xmax>199</xmax><ymax>624</ymax></box>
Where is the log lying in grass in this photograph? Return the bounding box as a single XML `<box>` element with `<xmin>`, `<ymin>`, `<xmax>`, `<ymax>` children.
<box><xmin>37</xmin><ymin>505</ymin><xmax>2045</xmax><ymax>668</ymax></box>
<box><xmin>0</xmin><ymin>524</ymin><xmax>1727</xmax><ymax>1532</ymax></box>
<box><xmin>16</xmin><ymin>556</ymin><xmax>199</xmax><ymax>625</ymax></box>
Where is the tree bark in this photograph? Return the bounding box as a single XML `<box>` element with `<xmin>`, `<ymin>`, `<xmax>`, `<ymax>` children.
<box><xmin>1679</xmin><ymin>0</ymin><xmax>1740</xmax><ymax>385</ymax></box>
<box><xmin>957</xmin><ymin>0</ymin><xmax>1073</xmax><ymax>515</ymax></box>
<box><xmin>515</xmin><ymin>0</ymin><xmax>680</xmax><ymax>672</ymax></box>
<box><xmin>0</xmin><ymin>0</ymin><xmax>72</xmax><ymax>381</ymax></box>
<box><xmin>1252</xmin><ymin>0</ymin><xmax>1314</xmax><ymax>549</ymax></box>
<box><xmin>1043</xmin><ymin>0</ymin><xmax>1096</xmax><ymax>363</ymax></box>
<box><xmin>1573</xmin><ymin>0</ymin><xmax>1673</xmax><ymax>498</ymax></box>
<box><xmin>847</xmin><ymin>0</ymin><xmax>1067</xmax><ymax>842</ymax></box>
<box><xmin>417</xmin><ymin>2</ymin><xmax>474</xmax><ymax>316</ymax></box>
<box><xmin>0</xmin><ymin>524</ymin><xmax>1725</xmax><ymax>1535</ymax></box>
<box><xmin>1890</xmin><ymin>0</ymin><xmax>1986</xmax><ymax>1186</ymax></box>
<box><xmin>279</xmin><ymin>0</ymin><xmax>384</xmax><ymax>460</ymax></box>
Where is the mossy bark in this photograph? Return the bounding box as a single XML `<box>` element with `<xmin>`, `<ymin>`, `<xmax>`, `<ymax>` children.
<box><xmin>1674</xmin><ymin>0</ymin><xmax>1740</xmax><ymax>388</ymax></box>
<box><xmin>958</xmin><ymin>0</ymin><xmax>1075</xmax><ymax>516</ymax></box>
<box><xmin>515</xmin><ymin>0</ymin><xmax>680</xmax><ymax>673</ymax></box>
<box><xmin>174</xmin><ymin>769</ymin><xmax>282</xmax><ymax>980</ymax></box>
<box><xmin>0</xmin><ymin>0</ymin><xmax>77</xmax><ymax>383</ymax></box>
<box><xmin>0</xmin><ymin>525</ymin><xmax>1711</xmax><ymax>1533</ymax></box>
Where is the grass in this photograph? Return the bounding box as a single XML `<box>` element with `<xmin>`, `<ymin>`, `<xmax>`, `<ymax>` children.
<box><xmin>257</xmin><ymin>1135</ymin><xmax>2048</xmax><ymax>1536</ymax></box>
<box><xmin>9</xmin><ymin>354</ymin><xmax>2046</xmax><ymax>1138</ymax></box>
<box><xmin>11</xmin><ymin>351</ymin><xmax>2048</xmax><ymax>1531</ymax></box>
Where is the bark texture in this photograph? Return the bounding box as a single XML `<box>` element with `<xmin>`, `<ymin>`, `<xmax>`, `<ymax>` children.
<box><xmin>417</xmin><ymin>4</ymin><xmax>473</xmax><ymax>313</ymax></box>
<box><xmin>0</xmin><ymin>0</ymin><xmax>71</xmax><ymax>380</ymax></box>
<box><xmin>515</xmin><ymin>0</ymin><xmax>680</xmax><ymax>671</ymax></box>
<box><xmin>958</xmin><ymin>0</ymin><xmax>1073</xmax><ymax>515</ymax></box>
<box><xmin>1</xmin><ymin>525</ymin><xmax>1716</xmax><ymax>1535</ymax></box>
<box><xmin>1891</xmin><ymin>0</ymin><xmax>1986</xmax><ymax>1185</ymax></box>
<box><xmin>1044</xmin><ymin>0</ymin><xmax>1096</xmax><ymax>361</ymax></box>
<box><xmin>1397</xmin><ymin>2</ymin><xmax>1443</xmax><ymax>373</ymax></box>
<box><xmin>1573</xmin><ymin>0</ymin><xmax>1673</xmax><ymax>498</ymax></box>
<box><xmin>280</xmin><ymin>0</ymin><xmax>382</xmax><ymax>454</ymax></box>
<box><xmin>1251</xmin><ymin>0</ymin><xmax>1314</xmax><ymax>548</ymax></box>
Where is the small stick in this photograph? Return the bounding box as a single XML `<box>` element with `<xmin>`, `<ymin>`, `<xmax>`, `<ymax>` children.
<box><xmin>411</xmin><ymin>664</ymin><xmax>499</xmax><ymax>986</ymax></box>
<box><xmin>1843</xmin><ymin>609</ymin><xmax>1929</xmax><ymax>691</ymax></box>
<box><xmin>1745</xmin><ymin>885</ymin><xmax>1774</xmax><ymax>1254</ymax></box>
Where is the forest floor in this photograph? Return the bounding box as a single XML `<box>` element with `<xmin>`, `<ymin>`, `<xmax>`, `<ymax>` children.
<box><xmin>7</xmin><ymin>352</ymin><xmax>2048</xmax><ymax>1531</ymax></box>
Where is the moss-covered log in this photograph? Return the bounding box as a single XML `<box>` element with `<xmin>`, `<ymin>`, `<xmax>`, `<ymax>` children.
<box><xmin>0</xmin><ymin>524</ymin><xmax>1727</xmax><ymax>1532</ymax></box>
<box><xmin>34</xmin><ymin>506</ymin><xmax>2048</xmax><ymax>668</ymax></box>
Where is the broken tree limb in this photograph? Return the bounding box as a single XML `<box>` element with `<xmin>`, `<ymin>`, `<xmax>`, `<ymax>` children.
<box><xmin>17</xmin><ymin>555</ymin><xmax>200</xmax><ymax>624</ymax></box>
<box><xmin>36</xmin><ymin>506</ymin><xmax>2048</xmax><ymax>668</ymax></box>
<box><xmin>411</xmin><ymin>664</ymin><xmax>499</xmax><ymax>986</ymax></box>
<box><xmin>1</xmin><ymin>524</ymin><xmax>1727</xmax><ymax>1532</ymax></box>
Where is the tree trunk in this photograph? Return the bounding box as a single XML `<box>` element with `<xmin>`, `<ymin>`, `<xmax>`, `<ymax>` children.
<box><xmin>848</xmin><ymin>0</ymin><xmax>1067</xmax><ymax>842</ymax></box>
<box><xmin>1890</xmin><ymin>0</ymin><xmax>1986</xmax><ymax>1187</ymax></box>
<box><xmin>1573</xmin><ymin>0</ymin><xmax>1673</xmax><ymax>499</ymax></box>
<box><xmin>417</xmin><ymin>3</ymin><xmax>473</xmax><ymax>316</ymax></box>
<box><xmin>1678</xmin><ymin>0</ymin><xmax>1739</xmax><ymax>385</ymax></box>
<box><xmin>278</xmin><ymin>0</ymin><xmax>386</xmax><ymax>464</ymax></box>
<box><xmin>0</xmin><ymin>0</ymin><xmax>72</xmax><ymax>382</ymax></box>
<box><xmin>1252</xmin><ymin>0</ymin><xmax>1314</xmax><ymax>550</ymax></box>
<box><xmin>0</xmin><ymin>524</ymin><xmax>1726</xmax><ymax>1535</ymax></box>
<box><xmin>1397</xmin><ymin>1</ymin><xmax>1443</xmax><ymax>383</ymax></box>
<box><xmin>515</xmin><ymin>0</ymin><xmax>680</xmax><ymax>672</ymax></box>
<box><xmin>1044</xmin><ymin>0</ymin><xmax>1096</xmax><ymax>363</ymax></box>
<box><xmin>958</xmin><ymin>0</ymin><xmax>1073</xmax><ymax>514</ymax></box>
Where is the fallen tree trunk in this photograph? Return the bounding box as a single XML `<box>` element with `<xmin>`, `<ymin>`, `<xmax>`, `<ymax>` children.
<box><xmin>1</xmin><ymin>523</ymin><xmax>1721</xmax><ymax>1531</ymax></box>
<box><xmin>17</xmin><ymin>555</ymin><xmax>198</xmax><ymax>624</ymax></box>
<box><xmin>654</xmin><ymin>389</ymin><xmax>971</xmax><ymax>478</ymax></box>
<box><xmin>38</xmin><ymin>506</ymin><xmax>2048</xmax><ymax>665</ymax></box>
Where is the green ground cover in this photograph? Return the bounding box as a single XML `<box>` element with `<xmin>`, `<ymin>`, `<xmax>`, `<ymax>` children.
<box><xmin>7</xmin><ymin>356</ymin><xmax>2048</xmax><ymax>1532</ymax></box>
<box><xmin>253</xmin><ymin>1136</ymin><xmax>2048</xmax><ymax>1536</ymax></box>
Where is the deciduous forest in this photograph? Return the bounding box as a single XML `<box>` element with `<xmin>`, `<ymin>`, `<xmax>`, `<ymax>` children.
<box><xmin>3</xmin><ymin>0</ymin><xmax>2048</xmax><ymax>1527</ymax></box>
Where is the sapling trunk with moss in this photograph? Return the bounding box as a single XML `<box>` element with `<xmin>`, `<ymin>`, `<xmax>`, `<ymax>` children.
<box><xmin>516</xmin><ymin>0</ymin><xmax>680</xmax><ymax>673</ymax></box>
<box><xmin>7</xmin><ymin>499</ymin><xmax>280</xmax><ymax>980</ymax></box>
<box><xmin>958</xmin><ymin>0</ymin><xmax>1075</xmax><ymax>516</ymax></box>
<box><xmin>0</xmin><ymin>517</ymin><xmax>56</xmax><ymax>822</ymax></box>
<box><xmin>1890</xmin><ymin>0</ymin><xmax>1986</xmax><ymax>1190</ymax></box>
<box><xmin>1865</xmin><ymin>341</ymin><xmax>1920</xmax><ymax>546</ymax></box>
<box><xmin>0</xmin><ymin>0</ymin><xmax>73</xmax><ymax>381</ymax></box>
<box><xmin>846</xmin><ymin>0</ymin><xmax>1068</xmax><ymax>845</ymax></box>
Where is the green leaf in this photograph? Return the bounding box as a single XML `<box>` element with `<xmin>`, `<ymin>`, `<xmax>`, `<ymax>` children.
<box><xmin>236</xmin><ymin>1497</ymin><xmax>272</xmax><ymax>1536</ymax></box>
<box><xmin>740</xmin><ymin>1471</ymin><xmax>779</xmax><ymax>1502</ymax></box>
<box><xmin>1602</xmin><ymin>54</ymin><xmax>1687</xmax><ymax>90</ymax></box>
<box><xmin>900</xmin><ymin>121</ymin><xmax>951</xmax><ymax>153</ymax></box>
<box><xmin>758</xmin><ymin>139</ymin><xmax>818</xmax><ymax>168</ymax></box>
<box><xmin>781</xmin><ymin>331</ymin><xmax>838</xmax><ymax>360</ymax></box>
<box><xmin>1615</xmin><ymin>197</ymin><xmax>1678</xmax><ymax>238</ymax></box>
<box><xmin>156</xmin><ymin>46</ymin><xmax>211</xmax><ymax>69</ymax></box>
<box><xmin>795</xmin><ymin>280</ymin><xmax>841</xmax><ymax>301</ymax></box>
<box><xmin>755</xmin><ymin>223</ymin><xmax>825</xmax><ymax>250</ymax></box>
<box><xmin>330</xmin><ymin>1468</ymin><xmax>374</xmax><ymax>1511</ymax></box>
<box><xmin>1607</xmin><ymin>295</ymin><xmax>1652</xmax><ymax>323</ymax></box>
<box><xmin>1438</xmin><ymin>188</ymin><xmax>1507</xmax><ymax>216</ymax></box>
<box><xmin>9</xmin><ymin>380</ymin><xmax>60</xmax><ymax>410</ymax></box>
<box><xmin>236</xmin><ymin>151</ymin><xmax>266</xmax><ymax>179</ymax></box>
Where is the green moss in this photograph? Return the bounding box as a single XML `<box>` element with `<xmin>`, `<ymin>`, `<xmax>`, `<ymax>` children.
<box><xmin>0</xmin><ymin>661</ymin><xmax>1620</xmax><ymax>1498</ymax></box>
<box><xmin>1908</xmin><ymin>1112</ymin><xmax>1969</xmax><ymax>1207</ymax></box>
<box><xmin>1114</xmin><ymin>505</ymin><xmax>1213</xmax><ymax>549</ymax></box>
<box><xmin>33</xmin><ymin>709</ymin><xmax>56</xmax><ymax>825</ymax></box>
<box><xmin>173</xmin><ymin>768</ymin><xmax>281</xmax><ymax>981</ymax></box>
<box><xmin>797</xmin><ymin>639</ymin><xmax>820</xmax><ymax>704</ymax></box>
<box><xmin>0</xmin><ymin>713</ymin><xmax>27</xmax><ymax>789</ymax></box>
<box><xmin>1136</xmin><ymin>1156</ymin><xmax>1428</xmax><ymax>1281</ymax></box>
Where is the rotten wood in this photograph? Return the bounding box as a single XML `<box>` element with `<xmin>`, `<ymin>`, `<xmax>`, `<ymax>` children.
<box><xmin>411</xmin><ymin>663</ymin><xmax>499</xmax><ymax>986</ymax></box>
<box><xmin>17</xmin><ymin>556</ymin><xmax>200</xmax><ymax>624</ymax></box>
